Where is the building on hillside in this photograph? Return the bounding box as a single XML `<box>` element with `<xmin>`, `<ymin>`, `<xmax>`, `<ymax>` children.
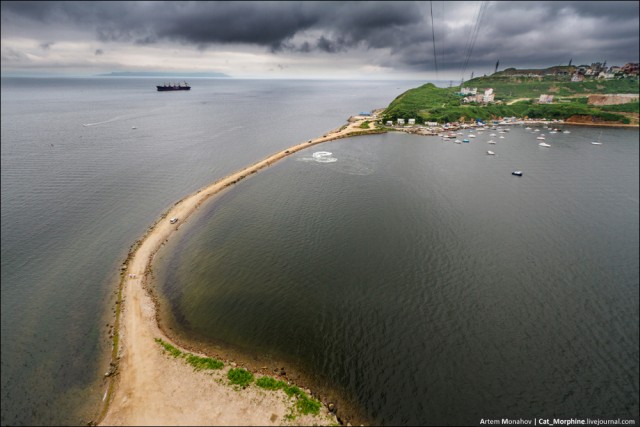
<box><xmin>386</xmin><ymin>121</ymin><xmax>393</xmax><ymax>126</ymax></box>
<box><xmin>621</xmin><ymin>63</ymin><xmax>639</xmax><ymax>75</ymax></box>
<box><xmin>571</xmin><ymin>73</ymin><xmax>585</xmax><ymax>82</ymax></box>
<box><xmin>483</xmin><ymin>88</ymin><xmax>494</xmax><ymax>103</ymax></box>
<box><xmin>397</xmin><ymin>118</ymin><xmax>405</xmax><ymax>126</ymax></box>
<box><xmin>590</xmin><ymin>62</ymin><xmax>606</xmax><ymax>75</ymax></box>
<box><xmin>460</xmin><ymin>87</ymin><xmax>477</xmax><ymax>95</ymax></box>
<box><xmin>539</xmin><ymin>94</ymin><xmax>554</xmax><ymax>104</ymax></box>
<box><xmin>408</xmin><ymin>118</ymin><xmax>416</xmax><ymax>125</ymax></box>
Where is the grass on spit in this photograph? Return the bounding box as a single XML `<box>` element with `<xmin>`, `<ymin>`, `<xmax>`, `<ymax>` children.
<box><xmin>227</xmin><ymin>368</ymin><xmax>254</xmax><ymax>387</ymax></box>
<box><xmin>186</xmin><ymin>354</ymin><xmax>224</xmax><ymax>371</ymax></box>
<box><xmin>256</xmin><ymin>376</ymin><xmax>322</xmax><ymax>416</ymax></box>
<box><xmin>155</xmin><ymin>338</ymin><xmax>224</xmax><ymax>371</ymax></box>
<box><xmin>155</xmin><ymin>338</ymin><xmax>182</xmax><ymax>358</ymax></box>
<box><xmin>154</xmin><ymin>340</ymin><xmax>322</xmax><ymax>418</ymax></box>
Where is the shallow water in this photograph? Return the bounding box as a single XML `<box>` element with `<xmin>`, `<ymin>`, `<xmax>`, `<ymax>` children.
<box><xmin>155</xmin><ymin>126</ymin><xmax>639</xmax><ymax>425</ymax></box>
<box><xmin>0</xmin><ymin>76</ymin><xmax>422</xmax><ymax>425</ymax></box>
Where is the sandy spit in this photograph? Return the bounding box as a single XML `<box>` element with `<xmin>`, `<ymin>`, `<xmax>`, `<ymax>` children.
<box><xmin>97</xmin><ymin>115</ymin><xmax>380</xmax><ymax>426</ymax></box>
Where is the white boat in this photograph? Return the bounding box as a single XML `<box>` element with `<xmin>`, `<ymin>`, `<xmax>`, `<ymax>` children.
<box><xmin>537</xmin><ymin>136</ymin><xmax>546</xmax><ymax>140</ymax></box>
<box><xmin>170</xmin><ymin>217</ymin><xmax>179</xmax><ymax>224</ymax></box>
<box><xmin>563</xmin><ymin>130</ymin><xmax>571</xmax><ymax>134</ymax></box>
<box><xmin>499</xmin><ymin>136</ymin><xmax>505</xmax><ymax>139</ymax></box>
<box><xmin>591</xmin><ymin>142</ymin><xmax>603</xmax><ymax>145</ymax></box>
<box><xmin>490</xmin><ymin>133</ymin><xmax>497</xmax><ymax>136</ymax></box>
<box><xmin>487</xmin><ymin>140</ymin><xmax>496</xmax><ymax>144</ymax></box>
<box><xmin>455</xmin><ymin>140</ymin><xmax>462</xmax><ymax>144</ymax></box>
<box><xmin>487</xmin><ymin>150</ymin><xmax>495</xmax><ymax>155</ymax></box>
<box><xmin>525</xmin><ymin>127</ymin><xmax>532</xmax><ymax>130</ymax></box>
<box><xmin>468</xmin><ymin>134</ymin><xmax>476</xmax><ymax>138</ymax></box>
<box><xmin>538</xmin><ymin>142</ymin><xmax>551</xmax><ymax>147</ymax></box>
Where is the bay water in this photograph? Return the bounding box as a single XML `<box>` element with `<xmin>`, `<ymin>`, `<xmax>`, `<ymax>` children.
<box><xmin>154</xmin><ymin>126</ymin><xmax>639</xmax><ymax>425</ymax></box>
<box><xmin>0</xmin><ymin>77</ymin><xmax>422</xmax><ymax>425</ymax></box>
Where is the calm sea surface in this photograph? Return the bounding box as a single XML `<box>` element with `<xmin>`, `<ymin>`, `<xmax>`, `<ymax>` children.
<box><xmin>0</xmin><ymin>77</ymin><xmax>423</xmax><ymax>425</ymax></box>
<box><xmin>154</xmin><ymin>127</ymin><xmax>639</xmax><ymax>425</ymax></box>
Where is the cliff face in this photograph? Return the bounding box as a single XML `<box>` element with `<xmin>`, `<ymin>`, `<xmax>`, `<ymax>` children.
<box><xmin>565</xmin><ymin>114</ymin><xmax>638</xmax><ymax>126</ymax></box>
<box><xmin>587</xmin><ymin>94</ymin><xmax>639</xmax><ymax>105</ymax></box>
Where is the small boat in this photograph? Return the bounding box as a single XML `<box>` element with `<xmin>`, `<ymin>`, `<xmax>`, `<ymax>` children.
<box><xmin>512</xmin><ymin>171</ymin><xmax>523</xmax><ymax>176</ymax></box>
<box><xmin>591</xmin><ymin>142</ymin><xmax>602</xmax><ymax>145</ymax></box>
<box><xmin>499</xmin><ymin>136</ymin><xmax>505</xmax><ymax>139</ymax></box>
<box><xmin>525</xmin><ymin>127</ymin><xmax>532</xmax><ymax>130</ymax></box>
<box><xmin>169</xmin><ymin>217</ymin><xmax>179</xmax><ymax>224</ymax></box>
<box><xmin>463</xmin><ymin>139</ymin><xmax>470</xmax><ymax>143</ymax></box>
<box><xmin>563</xmin><ymin>130</ymin><xmax>571</xmax><ymax>134</ymax></box>
<box><xmin>487</xmin><ymin>150</ymin><xmax>495</xmax><ymax>155</ymax></box>
<box><xmin>468</xmin><ymin>134</ymin><xmax>476</xmax><ymax>138</ymax></box>
<box><xmin>132</xmin><ymin>126</ymin><xmax>137</xmax><ymax>129</ymax></box>
<box><xmin>487</xmin><ymin>140</ymin><xmax>496</xmax><ymax>144</ymax></box>
<box><xmin>490</xmin><ymin>133</ymin><xmax>497</xmax><ymax>136</ymax></box>
<box><xmin>537</xmin><ymin>136</ymin><xmax>546</xmax><ymax>140</ymax></box>
<box><xmin>539</xmin><ymin>142</ymin><xmax>551</xmax><ymax>147</ymax></box>
<box><xmin>454</xmin><ymin>139</ymin><xmax>462</xmax><ymax>143</ymax></box>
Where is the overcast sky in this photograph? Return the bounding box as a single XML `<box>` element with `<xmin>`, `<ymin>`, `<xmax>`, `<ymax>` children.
<box><xmin>1</xmin><ymin>1</ymin><xmax>638</xmax><ymax>80</ymax></box>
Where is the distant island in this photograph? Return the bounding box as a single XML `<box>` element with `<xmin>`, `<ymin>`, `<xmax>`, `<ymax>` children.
<box><xmin>98</xmin><ymin>71</ymin><xmax>230</xmax><ymax>78</ymax></box>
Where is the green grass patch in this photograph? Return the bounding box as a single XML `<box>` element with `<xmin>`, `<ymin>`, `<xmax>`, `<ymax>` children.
<box><xmin>256</xmin><ymin>376</ymin><xmax>287</xmax><ymax>390</ymax></box>
<box><xmin>359</xmin><ymin>120</ymin><xmax>370</xmax><ymax>129</ymax></box>
<box><xmin>256</xmin><ymin>377</ymin><xmax>322</xmax><ymax>416</ymax></box>
<box><xmin>601</xmin><ymin>101</ymin><xmax>639</xmax><ymax>113</ymax></box>
<box><xmin>155</xmin><ymin>338</ymin><xmax>182</xmax><ymax>358</ymax></box>
<box><xmin>227</xmin><ymin>368</ymin><xmax>254</xmax><ymax>387</ymax></box>
<box><xmin>185</xmin><ymin>354</ymin><xmax>223</xmax><ymax>371</ymax></box>
<box><xmin>296</xmin><ymin>396</ymin><xmax>322</xmax><ymax>415</ymax></box>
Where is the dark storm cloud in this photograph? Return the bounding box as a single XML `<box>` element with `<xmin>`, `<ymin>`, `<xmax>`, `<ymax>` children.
<box><xmin>2</xmin><ymin>1</ymin><xmax>638</xmax><ymax>76</ymax></box>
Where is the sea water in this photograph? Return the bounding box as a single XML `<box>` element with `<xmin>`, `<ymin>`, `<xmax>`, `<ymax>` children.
<box><xmin>0</xmin><ymin>76</ymin><xmax>423</xmax><ymax>425</ymax></box>
<box><xmin>154</xmin><ymin>126</ymin><xmax>639</xmax><ymax>425</ymax></box>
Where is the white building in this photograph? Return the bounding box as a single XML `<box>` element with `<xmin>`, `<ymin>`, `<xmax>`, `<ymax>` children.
<box><xmin>397</xmin><ymin>118</ymin><xmax>405</xmax><ymax>125</ymax></box>
<box><xmin>386</xmin><ymin>121</ymin><xmax>393</xmax><ymax>126</ymax></box>
<box><xmin>483</xmin><ymin>88</ymin><xmax>494</xmax><ymax>103</ymax></box>
<box><xmin>460</xmin><ymin>87</ymin><xmax>477</xmax><ymax>95</ymax></box>
<box><xmin>539</xmin><ymin>94</ymin><xmax>554</xmax><ymax>104</ymax></box>
<box><xmin>408</xmin><ymin>118</ymin><xmax>416</xmax><ymax>125</ymax></box>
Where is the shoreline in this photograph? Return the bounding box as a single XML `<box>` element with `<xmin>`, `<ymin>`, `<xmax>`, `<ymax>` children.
<box><xmin>96</xmin><ymin>113</ymin><xmax>383</xmax><ymax>426</ymax></box>
<box><xmin>95</xmin><ymin>112</ymin><xmax>635</xmax><ymax>426</ymax></box>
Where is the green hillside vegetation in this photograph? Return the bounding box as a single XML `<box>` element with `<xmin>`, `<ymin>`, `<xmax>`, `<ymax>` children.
<box><xmin>382</xmin><ymin>75</ymin><xmax>639</xmax><ymax>125</ymax></box>
<box><xmin>465</xmin><ymin>74</ymin><xmax>639</xmax><ymax>101</ymax></box>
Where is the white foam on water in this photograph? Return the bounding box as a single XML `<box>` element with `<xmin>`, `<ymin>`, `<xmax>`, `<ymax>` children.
<box><xmin>311</xmin><ymin>151</ymin><xmax>337</xmax><ymax>163</ymax></box>
<box><xmin>299</xmin><ymin>151</ymin><xmax>338</xmax><ymax>163</ymax></box>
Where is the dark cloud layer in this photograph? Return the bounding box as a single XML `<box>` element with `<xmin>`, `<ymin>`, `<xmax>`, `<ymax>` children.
<box><xmin>2</xmin><ymin>1</ymin><xmax>638</xmax><ymax>77</ymax></box>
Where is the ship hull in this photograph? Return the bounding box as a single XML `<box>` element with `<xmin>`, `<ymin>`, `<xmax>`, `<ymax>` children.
<box><xmin>156</xmin><ymin>86</ymin><xmax>191</xmax><ymax>91</ymax></box>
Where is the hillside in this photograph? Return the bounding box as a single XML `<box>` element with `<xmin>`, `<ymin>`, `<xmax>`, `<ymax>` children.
<box><xmin>381</xmin><ymin>74</ymin><xmax>639</xmax><ymax>125</ymax></box>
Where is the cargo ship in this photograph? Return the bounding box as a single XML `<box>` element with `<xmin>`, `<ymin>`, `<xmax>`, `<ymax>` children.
<box><xmin>156</xmin><ymin>81</ymin><xmax>190</xmax><ymax>91</ymax></box>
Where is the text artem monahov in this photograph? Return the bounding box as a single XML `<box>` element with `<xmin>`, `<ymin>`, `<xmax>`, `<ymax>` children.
<box><xmin>480</xmin><ymin>419</ymin><xmax>532</xmax><ymax>425</ymax></box>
